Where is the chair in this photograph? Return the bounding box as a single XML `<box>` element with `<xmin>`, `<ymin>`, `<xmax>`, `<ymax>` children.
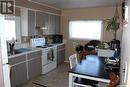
<box><xmin>84</xmin><ymin>43</ymin><xmax>97</xmax><ymax>56</ymax></box>
<box><xmin>69</xmin><ymin>53</ymin><xmax>78</xmax><ymax>69</ymax></box>
<box><xmin>69</xmin><ymin>54</ymin><xmax>93</xmax><ymax>87</ymax></box>
<box><xmin>75</xmin><ymin>45</ymin><xmax>84</xmax><ymax>61</ymax></box>
<box><xmin>107</xmin><ymin>72</ymin><xmax>119</xmax><ymax>87</ymax></box>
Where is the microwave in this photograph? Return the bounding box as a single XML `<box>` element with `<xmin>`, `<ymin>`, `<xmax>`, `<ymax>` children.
<box><xmin>52</xmin><ymin>35</ymin><xmax>63</xmax><ymax>43</ymax></box>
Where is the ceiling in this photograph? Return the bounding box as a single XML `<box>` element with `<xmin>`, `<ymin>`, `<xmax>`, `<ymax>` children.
<box><xmin>31</xmin><ymin>0</ymin><xmax>119</xmax><ymax>9</ymax></box>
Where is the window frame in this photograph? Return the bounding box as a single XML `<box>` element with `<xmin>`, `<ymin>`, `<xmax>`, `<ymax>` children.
<box><xmin>68</xmin><ymin>20</ymin><xmax>103</xmax><ymax>41</ymax></box>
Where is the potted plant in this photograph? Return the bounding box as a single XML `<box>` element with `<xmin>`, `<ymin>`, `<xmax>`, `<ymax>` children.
<box><xmin>105</xmin><ymin>15</ymin><xmax>120</xmax><ymax>40</ymax></box>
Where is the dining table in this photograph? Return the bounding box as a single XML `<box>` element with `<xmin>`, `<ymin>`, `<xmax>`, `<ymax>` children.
<box><xmin>68</xmin><ymin>55</ymin><xmax>111</xmax><ymax>87</ymax></box>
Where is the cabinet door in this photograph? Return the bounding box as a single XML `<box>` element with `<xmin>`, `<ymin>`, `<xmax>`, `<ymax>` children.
<box><xmin>48</xmin><ymin>15</ymin><xmax>60</xmax><ymax>34</ymax></box>
<box><xmin>36</xmin><ymin>11</ymin><xmax>48</xmax><ymax>35</ymax></box>
<box><xmin>36</xmin><ymin>12</ymin><xmax>44</xmax><ymax>27</ymax></box>
<box><xmin>57</xmin><ymin>49</ymin><xmax>65</xmax><ymax>65</ymax></box>
<box><xmin>57</xmin><ymin>44</ymin><xmax>65</xmax><ymax>65</ymax></box>
<box><xmin>10</xmin><ymin>62</ymin><xmax>27</xmax><ymax>87</ymax></box>
<box><xmin>55</xmin><ymin>16</ymin><xmax>60</xmax><ymax>34</ymax></box>
<box><xmin>48</xmin><ymin>15</ymin><xmax>56</xmax><ymax>34</ymax></box>
<box><xmin>28</xmin><ymin>57</ymin><xmax>42</xmax><ymax>80</ymax></box>
<box><xmin>27</xmin><ymin>51</ymin><xmax>42</xmax><ymax>79</ymax></box>
<box><xmin>28</xmin><ymin>10</ymin><xmax>35</xmax><ymax>36</ymax></box>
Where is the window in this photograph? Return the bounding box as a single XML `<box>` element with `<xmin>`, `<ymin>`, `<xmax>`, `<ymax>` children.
<box><xmin>69</xmin><ymin>20</ymin><xmax>102</xmax><ymax>40</ymax></box>
<box><xmin>4</xmin><ymin>19</ymin><xmax>16</xmax><ymax>40</ymax></box>
<box><xmin>4</xmin><ymin>16</ymin><xmax>21</xmax><ymax>42</ymax></box>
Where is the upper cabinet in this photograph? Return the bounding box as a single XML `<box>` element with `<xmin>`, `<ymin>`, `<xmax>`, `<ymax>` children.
<box><xmin>21</xmin><ymin>8</ymin><xmax>61</xmax><ymax>36</ymax></box>
<box><xmin>47</xmin><ymin>15</ymin><xmax>56</xmax><ymax>34</ymax></box>
<box><xmin>36</xmin><ymin>11</ymin><xmax>48</xmax><ymax>28</ymax></box>
<box><xmin>21</xmin><ymin>8</ymin><xmax>36</xmax><ymax>36</ymax></box>
<box><xmin>36</xmin><ymin>11</ymin><xmax>48</xmax><ymax>35</ymax></box>
<box><xmin>43</xmin><ymin>14</ymin><xmax>60</xmax><ymax>35</ymax></box>
<box><xmin>55</xmin><ymin>16</ymin><xmax>60</xmax><ymax>34</ymax></box>
<box><xmin>28</xmin><ymin>10</ymin><xmax>36</xmax><ymax>36</ymax></box>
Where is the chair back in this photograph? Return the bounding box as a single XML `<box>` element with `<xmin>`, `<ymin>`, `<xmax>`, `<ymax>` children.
<box><xmin>69</xmin><ymin>53</ymin><xmax>78</xmax><ymax>69</ymax></box>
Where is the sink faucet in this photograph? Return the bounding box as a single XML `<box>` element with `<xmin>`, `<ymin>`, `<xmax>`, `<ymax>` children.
<box><xmin>9</xmin><ymin>42</ymin><xmax>15</xmax><ymax>55</ymax></box>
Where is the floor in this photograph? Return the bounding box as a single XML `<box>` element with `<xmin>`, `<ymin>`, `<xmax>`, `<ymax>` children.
<box><xmin>23</xmin><ymin>63</ymin><xmax>70</xmax><ymax>87</ymax></box>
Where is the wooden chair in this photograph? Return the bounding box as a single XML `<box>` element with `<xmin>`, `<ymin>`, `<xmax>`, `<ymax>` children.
<box><xmin>107</xmin><ymin>72</ymin><xmax>119</xmax><ymax>87</ymax></box>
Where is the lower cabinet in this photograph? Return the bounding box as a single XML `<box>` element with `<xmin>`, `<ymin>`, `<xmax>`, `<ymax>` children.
<box><xmin>57</xmin><ymin>44</ymin><xmax>65</xmax><ymax>65</ymax></box>
<box><xmin>27</xmin><ymin>50</ymin><xmax>42</xmax><ymax>80</ymax></box>
<box><xmin>10</xmin><ymin>62</ymin><xmax>27</xmax><ymax>87</ymax></box>
<box><xmin>9</xmin><ymin>50</ymin><xmax>42</xmax><ymax>87</ymax></box>
<box><xmin>9</xmin><ymin>54</ymin><xmax>27</xmax><ymax>87</ymax></box>
<box><xmin>28</xmin><ymin>57</ymin><xmax>42</xmax><ymax>79</ymax></box>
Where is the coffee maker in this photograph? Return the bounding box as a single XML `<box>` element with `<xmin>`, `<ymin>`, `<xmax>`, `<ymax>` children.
<box><xmin>110</xmin><ymin>40</ymin><xmax>120</xmax><ymax>50</ymax></box>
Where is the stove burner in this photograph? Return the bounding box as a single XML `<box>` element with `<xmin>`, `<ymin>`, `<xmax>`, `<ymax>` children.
<box><xmin>36</xmin><ymin>46</ymin><xmax>47</xmax><ymax>48</ymax></box>
<box><xmin>36</xmin><ymin>44</ymin><xmax>54</xmax><ymax>48</ymax></box>
<box><xmin>45</xmin><ymin>44</ymin><xmax>54</xmax><ymax>47</ymax></box>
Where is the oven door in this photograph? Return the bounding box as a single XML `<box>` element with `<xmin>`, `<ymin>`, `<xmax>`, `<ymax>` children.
<box><xmin>42</xmin><ymin>46</ymin><xmax>57</xmax><ymax>66</ymax></box>
<box><xmin>47</xmin><ymin>46</ymin><xmax>57</xmax><ymax>63</ymax></box>
<box><xmin>47</xmin><ymin>48</ymin><xmax>54</xmax><ymax>63</ymax></box>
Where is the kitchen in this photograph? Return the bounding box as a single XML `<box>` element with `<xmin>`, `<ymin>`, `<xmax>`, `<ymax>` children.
<box><xmin>6</xmin><ymin>7</ymin><xmax>65</xmax><ymax>86</ymax></box>
<box><xmin>0</xmin><ymin>0</ymin><xmax>130</xmax><ymax>87</ymax></box>
<box><xmin>1</xmin><ymin>0</ymin><xmax>65</xmax><ymax>86</ymax></box>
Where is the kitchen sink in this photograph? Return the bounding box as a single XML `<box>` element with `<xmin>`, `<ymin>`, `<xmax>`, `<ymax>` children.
<box><xmin>14</xmin><ymin>48</ymin><xmax>31</xmax><ymax>54</ymax></box>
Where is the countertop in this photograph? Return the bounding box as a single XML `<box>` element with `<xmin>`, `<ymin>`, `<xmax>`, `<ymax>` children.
<box><xmin>8</xmin><ymin>43</ymin><xmax>65</xmax><ymax>58</ymax></box>
<box><xmin>8</xmin><ymin>47</ymin><xmax>42</xmax><ymax>58</ymax></box>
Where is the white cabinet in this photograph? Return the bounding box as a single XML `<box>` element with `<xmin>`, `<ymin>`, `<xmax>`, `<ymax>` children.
<box><xmin>21</xmin><ymin>8</ymin><xmax>36</xmax><ymax>36</ymax></box>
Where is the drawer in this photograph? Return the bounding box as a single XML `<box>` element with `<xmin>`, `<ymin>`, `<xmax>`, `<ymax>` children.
<box><xmin>27</xmin><ymin>50</ymin><xmax>42</xmax><ymax>60</ymax></box>
<box><xmin>9</xmin><ymin>55</ymin><xmax>26</xmax><ymax>65</ymax></box>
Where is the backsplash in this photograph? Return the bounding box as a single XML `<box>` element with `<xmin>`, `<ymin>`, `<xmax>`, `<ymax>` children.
<box><xmin>15</xmin><ymin>43</ymin><xmax>30</xmax><ymax>49</ymax></box>
<box><xmin>43</xmin><ymin>34</ymin><xmax>63</xmax><ymax>44</ymax></box>
<box><xmin>21</xmin><ymin>36</ymin><xmax>30</xmax><ymax>43</ymax></box>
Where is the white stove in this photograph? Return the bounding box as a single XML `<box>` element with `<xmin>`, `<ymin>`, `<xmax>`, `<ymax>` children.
<box><xmin>30</xmin><ymin>38</ymin><xmax>57</xmax><ymax>74</ymax></box>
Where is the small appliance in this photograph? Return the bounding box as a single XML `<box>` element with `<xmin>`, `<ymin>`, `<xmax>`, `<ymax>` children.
<box><xmin>52</xmin><ymin>35</ymin><xmax>63</xmax><ymax>43</ymax></box>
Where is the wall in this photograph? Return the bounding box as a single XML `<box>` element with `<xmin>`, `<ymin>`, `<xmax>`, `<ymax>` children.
<box><xmin>61</xmin><ymin>6</ymin><xmax>122</xmax><ymax>61</ymax></box>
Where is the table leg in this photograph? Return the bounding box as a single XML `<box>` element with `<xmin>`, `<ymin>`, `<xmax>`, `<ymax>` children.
<box><xmin>69</xmin><ymin>73</ymin><xmax>73</xmax><ymax>87</ymax></box>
